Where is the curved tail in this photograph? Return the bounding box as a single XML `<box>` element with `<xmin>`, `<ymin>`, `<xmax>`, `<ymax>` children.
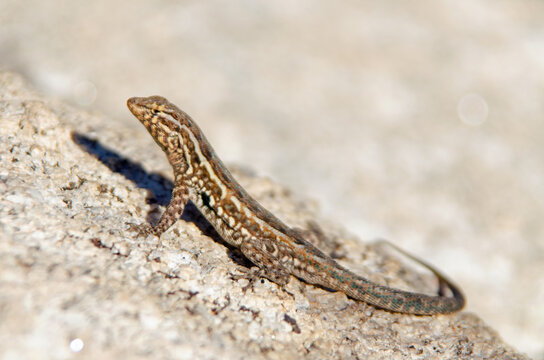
<box><xmin>302</xmin><ymin>239</ymin><xmax>465</xmax><ymax>315</ymax></box>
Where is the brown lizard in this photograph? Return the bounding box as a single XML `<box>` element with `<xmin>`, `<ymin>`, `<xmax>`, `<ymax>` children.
<box><xmin>127</xmin><ymin>95</ymin><xmax>465</xmax><ymax>315</ymax></box>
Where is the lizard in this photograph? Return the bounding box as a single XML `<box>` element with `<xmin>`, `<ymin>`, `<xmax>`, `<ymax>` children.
<box><xmin>127</xmin><ymin>95</ymin><xmax>465</xmax><ymax>315</ymax></box>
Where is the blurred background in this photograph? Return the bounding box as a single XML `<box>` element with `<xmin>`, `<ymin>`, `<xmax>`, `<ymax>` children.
<box><xmin>1</xmin><ymin>1</ymin><xmax>543</xmax><ymax>357</ymax></box>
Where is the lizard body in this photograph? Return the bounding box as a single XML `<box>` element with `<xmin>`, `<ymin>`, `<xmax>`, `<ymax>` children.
<box><xmin>127</xmin><ymin>95</ymin><xmax>464</xmax><ymax>315</ymax></box>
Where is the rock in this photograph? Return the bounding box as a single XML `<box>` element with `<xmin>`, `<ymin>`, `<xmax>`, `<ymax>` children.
<box><xmin>0</xmin><ymin>72</ymin><xmax>528</xmax><ymax>359</ymax></box>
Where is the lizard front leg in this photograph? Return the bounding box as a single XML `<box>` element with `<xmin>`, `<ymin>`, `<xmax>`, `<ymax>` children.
<box><xmin>152</xmin><ymin>184</ymin><xmax>189</xmax><ymax>235</ymax></box>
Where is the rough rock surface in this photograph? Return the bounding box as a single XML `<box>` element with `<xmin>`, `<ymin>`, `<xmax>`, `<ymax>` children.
<box><xmin>3</xmin><ymin>2</ymin><xmax>544</xmax><ymax>356</ymax></box>
<box><xmin>0</xmin><ymin>73</ymin><xmax>528</xmax><ymax>359</ymax></box>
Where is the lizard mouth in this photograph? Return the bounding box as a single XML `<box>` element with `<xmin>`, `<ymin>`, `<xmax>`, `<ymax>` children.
<box><xmin>126</xmin><ymin>96</ymin><xmax>139</xmax><ymax>108</ymax></box>
<box><xmin>127</xmin><ymin>96</ymin><xmax>179</xmax><ymax>119</ymax></box>
<box><xmin>126</xmin><ymin>96</ymin><xmax>145</xmax><ymax>118</ymax></box>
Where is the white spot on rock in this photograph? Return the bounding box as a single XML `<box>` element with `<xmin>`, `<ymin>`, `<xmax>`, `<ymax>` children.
<box><xmin>69</xmin><ymin>338</ymin><xmax>84</xmax><ymax>352</ymax></box>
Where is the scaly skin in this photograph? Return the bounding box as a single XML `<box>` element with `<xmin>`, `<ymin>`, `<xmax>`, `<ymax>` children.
<box><xmin>127</xmin><ymin>95</ymin><xmax>465</xmax><ymax>315</ymax></box>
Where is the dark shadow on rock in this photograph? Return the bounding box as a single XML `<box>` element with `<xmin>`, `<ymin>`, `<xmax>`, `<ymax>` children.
<box><xmin>71</xmin><ymin>132</ymin><xmax>173</xmax><ymax>206</ymax></box>
<box><xmin>71</xmin><ymin>132</ymin><xmax>248</xmax><ymax>266</ymax></box>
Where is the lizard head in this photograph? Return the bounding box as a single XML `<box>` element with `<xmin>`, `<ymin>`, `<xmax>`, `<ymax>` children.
<box><xmin>127</xmin><ymin>95</ymin><xmax>189</xmax><ymax>155</ymax></box>
<box><xmin>127</xmin><ymin>96</ymin><xmax>220</xmax><ymax>175</ymax></box>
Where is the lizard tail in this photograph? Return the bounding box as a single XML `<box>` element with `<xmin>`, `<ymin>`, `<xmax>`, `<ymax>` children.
<box><xmin>303</xmin><ymin>240</ymin><xmax>465</xmax><ymax>315</ymax></box>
